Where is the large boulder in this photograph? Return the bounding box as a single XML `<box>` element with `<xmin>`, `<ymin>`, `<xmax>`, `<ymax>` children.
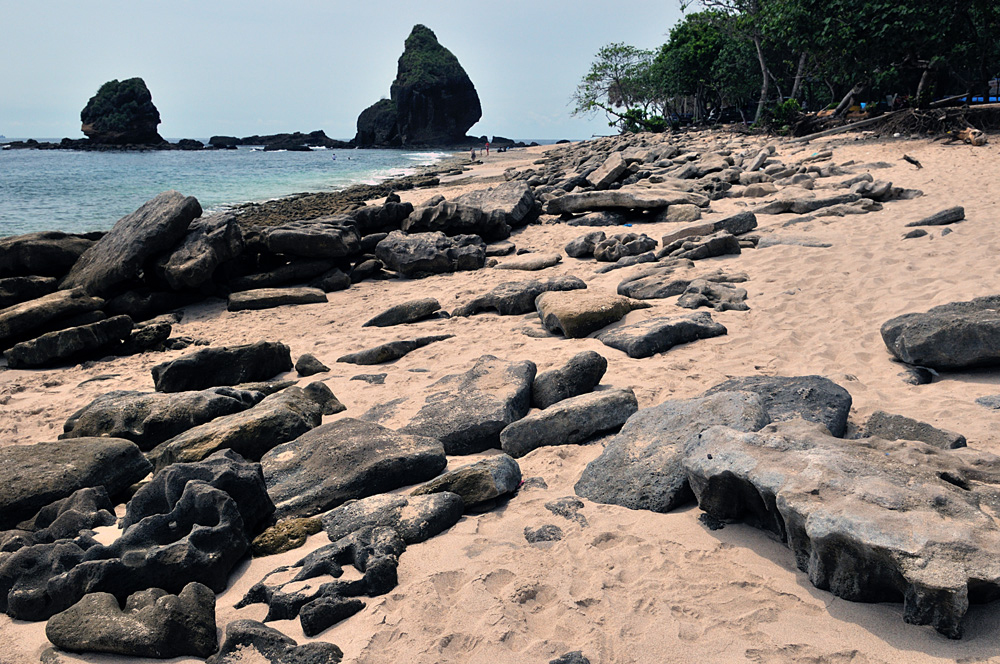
<box><xmin>262</xmin><ymin>418</ymin><xmax>447</xmax><ymax>520</ymax></box>
<box><xmin>535</xmin><ymin>291</ymin><xmax>650</xmax><ymax>338</ymax></box>
<box><xmin>375</xmin><ymin>230</ymin><xmax>485</xmax><ymax>277</ymax></box>
<box><xmin>258</xmin><ymin>219</ymin><xmax>361</xmax><ymax>259</ymax></box>
<box><xmin>354</xmin><ymin>99</ymin><xmax>401</xmax><ymax>147</ymax></box>
<box><xmin>402</xmin><ymin>201</ymin><xmax>510</xmax><ymax>241</ymax></box>
<box><xmin>4</xmin><ymin>314</ymin><xmax>133</xmax><ymax>368</ymax></box>
<box><xmin>0</xmin><ymin>231</ymin><xmax>96</xmax><ymax>278</ymax></box>
<box><xmin>159</xmin><ymin>212</ymin><xmax>244</xmax><ymax>290</ymax></box>
<box><xmin>411</xmin><ymin>454</ymin><xmax>521</xmax><ymax>508</ymax></box>
<box><xmin>363</xmin><ymin>297</ymin><xmax>442</xmax><ymax>327</ymax></box>
<box><xmin>151</xmin><ymin>340</ymin><xmax>292</xmax><ymax>392</ymax></box>
<box><xmin>228</xmin><ymin>287</ymin><xmax>328</xmax><ymax>311</ymax></box>
<box><xmin>532</xmin><ymin>350</ymin><xmax>608</xmax><ymax>409</ymax></box>
<box><xmin>597</xmin><ymin>312</ymin><xmax>727</xmax><ymax>358</ymax></box>
<box><xmin>80</xmin><ymin>78</ymin><xmax>164</xmax><ymax>144</ymax></box>
<box><xmin>61</xmin><ymin>191</ymin><xmax>202</xmax><ymax>296</ymax></box>
<box><xmin>0</xmin><ymin>288</ymin><xmax>104</xmax><ymax>350</ymax></box>
<box><xmin>880</xmin><ymin>296</ymin><xmax>1000</xmax><ymax>370</ymax></box>
<box><xmin>0</xmin><ymin>487</ymin><xmax>116</xmax><ymax>551</ymax></box>
<box><xmin>453</xmin><ymin>276</ymin><xmax>587</xmax><ymax>317</ymax></box>
<box><xmin>400</xmin><ymin>355</ymin><xmax>536</xmax><ymax>454</ymax></box>
<box><xmin>321</xmin><ymin>492</ymin><xmax>464</xmax><ymax>544</ymax></box>
<box><xmin>453</xmin><ymin>181</ymin><xmax>537</xmax><ymax>229</ymax></box>
<box><xmin>207</xmin><ymin>619</ymin><xmax>343</xmax><ymax>664</ymax></box>
<box><xmin>0</xmin><ymin>276</ymin><xmax>58</xmax><ymax>309</ymax></box>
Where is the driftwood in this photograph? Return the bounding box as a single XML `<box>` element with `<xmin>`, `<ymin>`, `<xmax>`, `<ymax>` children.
<box><xmin>789</xmin><ymin>111</ymin><xmax>904</xmax><ymax>143</ymax></box>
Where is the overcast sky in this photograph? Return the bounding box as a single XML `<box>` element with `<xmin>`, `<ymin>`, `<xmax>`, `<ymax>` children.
<box><xmin>1</xmin><ymin>0</ymin><xmax>685</xmax><ymax>141</ymax></box>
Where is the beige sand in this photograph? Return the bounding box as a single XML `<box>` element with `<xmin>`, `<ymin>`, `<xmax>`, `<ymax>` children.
<box><xmin>3</xmin><ymin>132</ymin><xmax>1000</xmax><ymax>663</ymax></box>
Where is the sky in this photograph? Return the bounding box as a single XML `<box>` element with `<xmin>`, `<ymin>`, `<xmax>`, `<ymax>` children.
<box><xmin>0</xmin><ymin>0</ymin><xmax>685</xmax><ymax>141</ymax></box>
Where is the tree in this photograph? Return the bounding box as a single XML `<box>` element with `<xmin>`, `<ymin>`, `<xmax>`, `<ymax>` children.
<box><xmin>571</xmin><ymin>43</ymin><xmax>663</xmax><ymax>133</ymax></box>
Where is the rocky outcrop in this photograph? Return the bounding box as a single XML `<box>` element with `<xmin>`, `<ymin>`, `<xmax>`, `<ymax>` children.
<box><xmin>355</xmin><ymin>25</ymin><xmax>482</xmax><ymax>147</ymax></box>
<box><xmin>402</xmin><ymin>201</ymin><xmax>510</xmax><ymax>241</ymax></box>
<box><xmin>375</xmin><ymin>231</ymin><xmax>485</xmax><ymax>277</ymax></box>
<box><xmin>159</xmin><ymin>212</ymin><xmax>244</xmax><ymax>290</ymax></box>
<box><xmin>597</xmin><ymin>312</ymin><xmax>727</xmax><ymax>358</ymax></box>
<box><xmin>0</xmin><ymin>231</ymin><xmax>96</xmax><ymax>278</ymax></box>
<box><xmin>880</xmin><ymin>296</ymin><xmax>1000</xmax><ymax>370</ymax></box>
<box><xmin>453</xmin><ymin>276</ymin><xmax>587</xmax><ymax>317</ymax></box>
<box><xmin>0</xmin><ymin>288</ymin><xmax>104</xmax><ymax>350</ymax></box>
<box><xmin>208</xmin><ymin>619</ymin><xmax>343</xmax><ymax>664</ymax></box>
<box><xmin>532</xmin><ymin>351</ymin><xmax>608</xmax><ymax>409</ymax></box>
<box><xmin>80</xmin><ymin>78</ymin><xmax>164</xmax><ymax>145</ymax></box>
<box><xmin>150</xmin><ymin>341</ymin><xmax>292</xmax><ymax>392</ymax></box>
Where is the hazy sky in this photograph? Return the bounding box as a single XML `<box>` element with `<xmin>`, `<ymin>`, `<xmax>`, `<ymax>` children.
<box><xmin>1</xmin><ymin>0</ymin><xmax>685</xmax><ymax>140</ymax></box>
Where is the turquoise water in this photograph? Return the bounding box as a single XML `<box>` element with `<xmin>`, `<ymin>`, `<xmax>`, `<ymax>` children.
<box><xmin>0</xmin><ymin>145</ymin><xmax>453</xmax><ymax>236</ymax></box>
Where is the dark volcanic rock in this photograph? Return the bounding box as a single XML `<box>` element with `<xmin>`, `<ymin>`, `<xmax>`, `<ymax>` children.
<box><xmin>863</xmin><ymin>410</ymin><xmax>966</xmax><ymax>450</ymax></box>
<box><xmin>160</xmin><ymin>212</ymin><xmax>244</xmax><ymax>290</ymax></box>
<box><xmin>45</xmin><ymin>582</ymin><xmax>217</xmax><ymax>658</ymax></box>
<box><xmin>0</xmin><ymin>288</ymin><xmax>104</xmax><ymax>350</ymax></box>
<box><xmin>351</xmin><ymin>196</ymin><xmax>414</xmax><ymax>235</ymax></box>
<box><xmin>453</xmin><ymin>276</ymin><xmax>587</xmax><ymax>317</ymax></box>
<box><xmin>565</xmin><ymin>231</ymin><xmax>606</xmax><ymax>258</ymax></box>
<box><xmin>500</xmin><ymin>388</ymin><xmax>638</xmax><ymax>458</ymax></box>
<box><xmin>2</xmin><ymin>487</ymin><xmax>116</xmax><ymax>552</ymax></box>
<box><xmin>336</xmin><ymin>334</ymin><xmax>453</xmax><ymax>365</ymax></box>
<box><xmin>597</xmin><ymin>312</ymin><xmax>726</xmax><ymax>358</ymax></box>
<box><xmin>524</xmin><ymin>524</ymin><xmax>563</xmax><ymax>543</ymax></box>
<box><xmin>61</xmin><ymin>191</ymin><xmax>202</xmax><ymax>296</ymax></box>
<box><xmin>4</xmin><ymin>314</ymin><xmax>133</xmax><ymax>368</ymax></box>
<box><xmin>228</xmin><ymin>287</ymin><xmax>328</xmax><ymax>311</ymax></box>
<box><xmin>593</xmin><ymin>233</ymin><xmax>657</xmax><ymax>262</ymax></box>
<box><xmin>657</xmin><ymin>231</ymin><xmax>741</xmax><ymax>261</ymax></box>
<box><xmin>905</xmin><ymin>206</ymin><xmax>965</xmax><ymax>227</ymax></box>
<box><xmin>375</xmin><ymin>230</ymin><xmax>486</xmax><ymax>277</ymax></box>
<box><xmin>535</xmin><ymin>291</ymin><xmax>649</xmax><ymax>339</ymax></box>
<box><xmin>575</xmin><ymin>391</ymin><xmax>770</xmax><ymax>513</ymax></box>
<box><xmin>0</xmin><ymin>231</ymin><xmax>96</xmax><ymax>278</ymax></box>
<box><xmin>0</xmin><ymin>276</ymin><xmax>58</xmax><ymax>309</ymax></box>
<box><xmin>453</xmin><ymin>181</ymin><xmax>537</xmax><ymax>229</ymax></box>
<box><xmin>259</xmin><ymin>219</ymin><xmax>361</xmax><ymax>259</ymax></box>
<box><xmin>615</xmin><ymin>261</ymin><xmax>695</xmax><ymax>300</ymax></box>
<box><xmin>703</xmin><ymin>374</ymin><xmax>852</xmax><ymax>437</ymax></box>
<box><xmin>402</xmin><ymin>201</ymin><xmax>510</xmax><ymax>241</ymax></box>
<box><xmin>880</xmin><ymin>296</ymin><xmax>1000</xmax><ymax>370</ymax></box>
<box><xmin>400</xmin><ymin>355</ymin><xmax>536</xmax><ymax>454</ymax></box>
<box><xmin>550</xmin><ymin>652</ymin><xmax>591</xmax><ymax>664</ymax></box>
<box><xmin>355</xmin><ymin>99</ymin><xmax>401</xmax><ymax>147</ymax></box>
<box><xmin>321</xmin><ymin>492</ymin><xmax>464</xmax><ymax>544</ymax></box>
<box><xmin>683</xmin><ymin>418</ymin><xmax>1000</xmax><ymax>638</ymax></box>
<box><xmin>411</xmin><ymin>454</ymin><xmax>521</xmax><ymax>508</ymax></box>
<box><xmin>61</xmin><ymin>386</ymin><xmax>265</xmax><ymax>450</ymax></box>
<box><xmin>0</xmin><ymin>437</ymin><xmax>150</xmax><ymax>529</ymax></box>
<box><xmin>151</xmin><ymin>340</ymin><xmax>292</xmax><ymax>392</ymax></box>
<box><xmin>252</xmin><ymin>517</ymin><xmax>323</xmax><ymax>557</ymax></box>
<box><xmin>363</xmin><ymin>297</ymin><xmax>441</xmax><ymax>327</ymax></box>
<box><xmin>676</xmin><ymin>279</ymin><xmax>749</xmax><ymax>312</ymax></box>
<box><xmin>80</xmin><ymin>78</ymin><xmax>164</xmax><ymax>145</ymax></box>
<box><xmin>532</xmin><ymin>350</ymin><xmax>608</xmax><ymax>409</ymax></box>
<box><xmin>207</xmin><ymin>619</ymin><xmax>343</xmax><ymax>664</ymax></box>
<box><xmin>262</xmin><ymin>418</ymin><xmax>447</xmax><ymax>519</ymax></box>
<box><xmin>296</xmin><ymin>353</ymin><xmax>330</xmax><ymax>376</ymax></box>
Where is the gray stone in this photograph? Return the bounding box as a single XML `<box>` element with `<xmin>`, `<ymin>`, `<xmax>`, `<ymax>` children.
<box><xmin>375</xmin><ymin>231</ymin><xmax>485</xmax><ymax>278</ymax></box>
<box><xmin>160</xmin><ymin>212</ymin><xmax>244</xmax><ymax>290</ymax></box>
<box><xmin>593</xmin><ymin>233</ymin><xmax>657</xmax><ymax>262</ymax></box>
<box><xmin>593</xmin><ymin>251</ymin><xmax>658</xmax><ymax>274</ymax></box>
<box><xmin>0</xmin><ymin>288</ymin><xmax>104</xmax><ymax>350</ymax></box>
<box><xmin>524</xmin><ymin>525</ymin><xmax>563</xmax><ymax>543</ymax></box>
<box><xmin>453</xmin><ymin>180</ymin><xmax>537</xmax><ymax>229</ymax></box>
<box><xmin>400</xmin><ymin>355</ymin><xmax>536</xmax><ymax>455</ymax></box>
<box><xmin>228</xmin><ymin>287</ymin><xmax>327</xmax><ymax>311</ymax></box>
<box><xmin>0</xmin><ymin>276</ymin><xmax>58</xmax><ymax>309</ymax></box>
<box><xmin>0</xmin><ymin>231</ymin><xmax>95</xmax><ymax>279</ymax></box>
<box><xmin>501</xmin><ymin>388</ymin><xmax>638</xmax><ymax>458</ymax></box>
<box><xmin>207</xmin><ymin>619</ymin><xmax>343</xmax><ymax>664</ymax></box>
<box><xmin>62</xmin><ymin>191</ymin><xmax>202</xmax><ymax>296</ymax></box>
<box><xmin>575</xmin><ymin>391</ymin><xmax>770</xmax><ymax>512</ymax></box>
<box><xmin>676</xmin><ymin>279</ymin><xmax>749</xmax><ymax>312</ymax></box>
<box><xmin>703</xmin><ymin>375</ymin><xmax>852</xmax><ymax>437</ymax></box>
<box><xmin>904</xmin><ymin>229</ymin><xmax>929</xmax><ymax>239</ymax></box>
<box><xmin>402</xmin><ymin>201</ymin><xmax>510</xmax><ymax>241</ymax></box>
<box><xmin>453</xmin><ymin>276</ymin><xmax>587</xmax><ymax>317</ymax></box>
<box><xmin>654</xmin><ymin>204</ymin><xmax>702</xmax><ymax>223</ymax></box>
<box><xmin>754</xmin><ymin>193</ymin><xmax>862</xmax><ymax>215</ymax></box>
<box><xmin>321</xmin><ymin>492</ymin><xmax>464</xmax><ymax>544</ymax></box>
<box><xmin>565</xmin><ymin>231</ymin><xmax>605</xmax><ymax>258</ymax></box>
<box><xmin>45</xmin><ymin>582</ymin><xmax>217</xmax><ymax>658</ymax></box>
<box><xmin>151</xmin><ymin>340</ymin><xmax>292</xmax><ymax>392</ymax></box>
<box><xmin>976</xmin><ymin>395</ymin><xmax>1000</xmax><ymax>410</ymax></box>
<box><xmin>545</xmin><ymin>189</ymin><xmax>709</xmax><ymax>215</ymax></box>
<box><xmin>545</xmin><ymin>496</ymin><xmax>587</xmax><ymax>527</ymax></box>
<box><xmin>863</xmin><ymin>410</ymin><xmax>966</xmax><ymax>449</ymax></box>
<box><xmin>228</xmin><ymin>259</ymin><xmax>332</xmax><ymax>292</ymax></box>
<box><xmin>535</xmin><ymin>291</ymin><xmax>650</xmax><ymax>338</ymax></box>
<box><xmin>566</xmin><ymin>211</ymin><xmax>628</xmax><ymax>227</ymax></box>
<box><xmin>411</xmin><ymin>454</ymin><xmax>521</xmax><ymax>508</ymax></box>
<box><xmin>881</xmin><ymin>296</ymin><xmax>1000</xmax><ymax>370</ymax></box>
<box><xmin>494</xmin><ymin>252</ymin><xmax>562</xmax><ymax>271</ymax></box>
<box><xmin>586</xmin><ymin>152</ymin><xmax>628</xmax><ymax>189</ymax></box>
<box><xmin>757</xmin><ymin>235</ymin><xmax>832</xmax><ymax>249</ymax></box>
<box><xmin>658</xmin><ymin>231</ymin><xmax>741</xmax><ymax>261</ymax></box>
<box><xmin>905</xmin><ymin>206</ymin><xmax>965</xmax><ymax>227</ymax></box>
<box><xmin>263</xmin><ymin>418</ymin><xmax>446</xmax><ymax>519</ymax></box>
<box><xmin>615</xmin><ymin>262</ymin><xmax>695</xmax><ymax>300</ymax></box>
<box><xmin>532</xmin><ymin>350</ymin><xmax>607</xmax><ymax>409</ymax></box>
<box><xmin>4</xmin><ymin>315</ymin><xmax>133</xmax><ymax>369</ymax></box>
<box><xmin>296</xmin><ymin>353</ymin><xmax>330</xmax><ymax>376</ymax></box>
<box><xmin>485</xmin><ymin>240</ymin><xmax>516</xmax><ymax>256</ymax></box>
<box><xmin>259</xmin><ymin>219</ymin><xmax>361</xmax><ymax>258</ymax></box>
<box><xmin>597</xmin><ymin>312</ymin><xmax>727</xmax><ymax>358</ymax></box>
<box><xmin>311</xmin><ymin>268</ymin><xmax>352</xmax><ymax>292</ymax></box>
<box><xmin>336</xmin><ymin>335</ymin><xmax>453</xmax><ymax>365</ymax></box>
<box><xmin>362</xmin><ymin>297</ymin><xmax>441</xmax><ymax>327</ymax></box>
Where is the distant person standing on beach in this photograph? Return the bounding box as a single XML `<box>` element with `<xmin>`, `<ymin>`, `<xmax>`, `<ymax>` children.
<box><xmin>470</xmin><ymin>147</ymin><xmax>476</xmax><ymax>161</ymax></box>
<box><xmin>485</xmin><ymin>140</ymin><xmax>490</xmax><ymax>156</ymax></box>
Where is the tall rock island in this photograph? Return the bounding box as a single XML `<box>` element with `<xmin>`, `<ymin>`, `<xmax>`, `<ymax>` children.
<box><xmin>355</xmin><ymin>25</ymin><xmax>482</xmax><ymax>147</ymax></box>
<box><xmin>80</xmin><ymin>78</ymin><xmax>165</xmax><ymax>145</ymax></box>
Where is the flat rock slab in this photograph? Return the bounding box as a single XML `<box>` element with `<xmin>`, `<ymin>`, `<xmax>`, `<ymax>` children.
<box><xmin>493</xmin><ymin>253</ymin><xmax>562</xmax><ymax>271</ymax></box>
<box><xmin>453</xmin><ymin>180</ymin><xmax>537</xmax><ymax>228</ymax></box>
<box><xmin>46</xmin><ymin>582</ymin><xmax>217</xmax><ymax>658</ymax></box>
<box><xmin>453</xmin><ymin>276</ymin><xmax>586</xmax><ymax>317</ymax></box>
<box><xmin>532</xmin><ymin>350</ymin><xmax>608</xmax><ymax>409</ymax></box>
<box><xmin>362</xmin><ymin>298</ymin><xmax>441</xmax><ymax>327</ymax></box>
<box><xmin>402</xmin><ymin>201</ymin><xmax>510</xmax><ymax>241</ymax></box>
<box><xmin>161</xmin><ymin>212</ymin><xmax>244</xmax><ymax>290</ymax></box>
<box><xmin>660</xmin><ymin>211</ymin><xmax>757</xmax><ymax>246</ymax></box>
<box><xmin>337</xmin><ymin>335</ymin><xmax>453</xmax><ymax>365</ymax></box>
<box><xmin>615</xmin><ymin>261</ymin><xmax>695</xmax><ymax>300</ymax></box>
<box><xmin>0</xmin><ymin>288</ymin><xmax>104</xmax><ymax>350</ymax></box>
<box><xmin>260</xmin><ymin>219</ymin><xmax>361</xmax><ymax>258</ymax></box>
<box><xmin>4</xmin><ymin>315</ymin><xmax>133</xmax><ymax>369</ymax></box>
<box><xmin>881</xmin><ymin>295</ymin><xmax>1000</xmax><ymax>370</ymax></box>
<box><xmin>0</xmin><ymin>276</ymin><xmax>58</xmax><ymax>310</ymax></box>
<box><xmin>151</xmin><ymin>340</ymin><xmax>292</xmax><ymax>392</ymax></box>
<box><xmin>262</xmin><ymin>418</ymin><xmax>447</xmax><ymax>519</ymax></box>
<box><xmin>597</xmin><ymin>312</ymin><xmax>726</xmax><ymax>358</ymax></box>
<box><xmin>0</xmin><ymin>231</ymin><xmax>95</xmax><ymax>278</ymax></box>
<box><xmin>757</xmin><ymin>235</ymin><xmax>832</xmax><ymax>249</ymax></box>
<box><xmin>411</xmin><ymin>454</ymin><xmax>521</xmax><ymax>508</ymax></box>
<box><xmin>905</xmin><ymin>206</ymin><xmax>965</xmax><ymax>227</ymax></box>
<box><xmin>575</xmin><ymin>391</ymin><xmax>770</xmax><ymax>512</ymax></box>
<box><xmin>62</xmin><ymin>191</ymin><xmax>202</xmax><ymax>296</ymax></box>
<box><xmin>535</xmin><ymin>291</ymin><xmax>650</xmax><ymax>338</ymax></box>
<box><xmin>658</xmin><ymin>231</ymin><xmax>741</xmax><ymax>261</ymax></box>
<box><xmin>683</xmin><ymin>418</ymin><xmax>1000</xmax><ymax>638</ymax></box>
<box><xmin>703</xmin><ymin>374</ymin><xmax>852</xmax><ymax>438</ymax></box>
<box><xmin>545</xmin><ymin>189</ymin><xmax>709</xmax><ymax>215</ymax></box>
<box><xmin>0</xmin><ymin>437</ymin><xmax>151</xmax><ymax>529</ymax></box>
<box><xmin>863</xmin><ymin>410</ymin><xmax>966</xmax><ymax>449</ymax></box>
<box><xmin>228</xmin><ymin>287</ymin><xmax>327</xmax><ymax>311</ymax></box>
<box><xmin>321</xmin><ymin>492</ymin><xmax>464</xmax><ymax>544</ymax></box>
<box><xmin>400</xmin><ymin>355</ymin><xmax>535</xmax><ymax>455</ymax></box>
<box><xmin>500</xmin><ymin>388</ymin><xmax>638</xmax><ymax>458</ymax></box>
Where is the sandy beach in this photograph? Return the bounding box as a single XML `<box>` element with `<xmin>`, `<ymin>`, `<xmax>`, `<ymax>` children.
<box><xmin>3</xmin><ymin>129</ymin><xmax>1000</xmax><ymax>664</ymax></box>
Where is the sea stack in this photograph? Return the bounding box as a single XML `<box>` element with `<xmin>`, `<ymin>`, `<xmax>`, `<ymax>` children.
<box><xmin>355</xmin><ymin>25</ymin><xmax>482</xmax><ymax>147</ymax></box>
<box><xmin>80</xmin><ymin>78</ymin><xmax>164</xmax><ymax>145</ymax></box>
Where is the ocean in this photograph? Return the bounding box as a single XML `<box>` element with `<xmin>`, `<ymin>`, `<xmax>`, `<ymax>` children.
<box><xmin>0</xmin><ymin>143</ymin><xmax>455</xmax><ymax>236</ymax></box>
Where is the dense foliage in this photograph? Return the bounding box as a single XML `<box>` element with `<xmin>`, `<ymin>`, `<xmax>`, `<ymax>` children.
<box><xmin>80</xmin><ymin>78</ymin><xmax>161</xmax><ymax>133</ymax></box>
<box><xmin>395</xmin><ymin>24</ymin><xmax>469</xmax><ymax>90</ymax></box>
<box><xmin>573</xmin><ymin>0</ymin><xmax>1000</xmax><ymax>132</ymax></box>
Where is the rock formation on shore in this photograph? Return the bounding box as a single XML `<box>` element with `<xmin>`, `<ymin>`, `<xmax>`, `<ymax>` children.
<box><xmin>80</xmin><ymin>78</ymin><xmax>164</xmax><ymax>145</ymax></box>
<box><xmin>355</xmin><ymin>25</ymin><xmax>482</xmax><ymax>147</ymax></box>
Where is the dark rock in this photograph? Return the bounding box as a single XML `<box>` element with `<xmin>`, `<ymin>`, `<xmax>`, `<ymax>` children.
<box><xmin>296</xmin><ymin>353</ymin><xmax>330</xmax><ymax>376</ymax></box>
<box><xmin>336</xmin><ymin>334</ymin><xmax>453</xmax><ymax>365</ymax></box>
<box><xmin>592</xmin><ymin>251</ymin><xmax>658</xmax><ymax>274</ymax></box>
<box><xmin>881</xmin><ymin>296</ymin><xmax>1000</xmax><ymax>370</ymax></box>
<box><xmin>252</xmin><ymin>517</ymin><xmax>323</xmax><ymax>557</ymax></box>
<box><xmin>615</xmin><ymin>261</ymin><xmax>696</xmax><ymax>300</ymax></box>
<box><xmin>119</xmin><ymin>319</ymin><xmax>172</xmax><ymax>355</ymax></box>
<box><xmin>657</xmin><ymin>231</ymin><xmax>741</xmax><ymax>261</ymax></box>
<box><xmin>45</xmin><ymin>582</ymin><xmax>217</xmax><ymax>658</ymax></box>
<box><xmin>900</xmin><ymin>365</ymin><xmax>935</xmax><ymax>385</ymax></box>
<box><xmin>159</xmin><ymin>212</ymin><xmax>244</xmax><ymax>290</ymax></box>
<box><xmin>259</xmin><ymin>219</ymin><xmax>361</xmax><ymax>259</ymax></box>
<box><xmin>80</xmin><ymin>78</ymin><xmax>164</xmax><ymax>144</ymax></box>
<box><xmin>532</xmin><ymin>350</ymin><xmax>608</xmax><ymax>409</ymax></box>
<box><xmin>544</xmin><ymin>189</ymin><xmax>709</xmax><ymax>216</ymax></box>
<box><xmin>575</xmin><ymin>391</ymin><xmax>770</xmax><ymax>513</ymax></box>
<box><xmin>754</xmin><ymin>193</ymin><xmax>862</xmax><ymax>215</ymax></box>
<box><xmin>550</xmin><ymin>651</ymin><xmax>590</xmax><ymax>664</ymax></box>
<box><xmin>360</xmin><ymin>233</ymin><xmax>389</xmax><ymax>253</ymax></box>
<box><xmin>61</xmin><ymin>191</ymin><xmax>202</xmax><ymax>296</ymax></box>
<box><xmin>863</xmin><ymin>410</ymin><xmax>966</xmax><ymax>449</ymax></box>
<box><xmin>321</xmin><ymin>492</ymin><xmax>463</xmax><ymax>544</ymax></box>
<box><xmin>703</xmin><ymin>375</ymin><xmax>852</xmax><ymax>437</ymax></box>
<box><xmin>151</xmin><ymin>340</ymin><xmax>293</xmax><ymax>392</ymax></box>
<box><xmin>597</xmin><ymin>312</ymin><xmax>726</xmax><ymax>359</ymax></box>
<box><xmin>593</xmin><ymin>233</ymin><xmax>657</xmax><ymax>262</ymax></box>
<box><xmin>147</xmin><ymin>383</ymin><xmax>338</xmax><ymax>470</ymax></box>
<box><xmin>352</xmin><ymin>100</ymin><xmax>398</xmax><ymax>148</ymax></box>
<box><xmin>453</xmin><ymin>181</ymin><xmax>537</xmax><ymax>228</ymax></box>
<box><xmin>493</xmin><ymin>252</ymin><xmax>562</xmax><ymax>271</ymax></box>
<box><xmin>61</xmin><ymin>386</ymin><xmax>265</xmax><ymax>451</ymax></box>
<box><xmin>4</xmin><ymin>315</ymin><xmax>133</xmax><ymax>368</ymax></box>
<box><xmin>565</xmin><ymin>231</ymin><xmax>605</xmax><ymax>258</ymax></box>
<box><xmin>351</xmin><ymin>198</ymin><xmax>414</xmax><ymax>235</ymax></box>
<box><xmin>411</xmin><ymin>454</ymin><xmax>521</xmax><ymax>508</ymax></box>
<box><xmin>351</xmin><ymin>373</ymin><xmax>387</xmax><ymax>384</ymax></box>
<box><xmin>453</xmin><ymin>276</ymin><xmax>587</xmax><ymax>317</ymax></box>
<box><xmin>400</xmin><ymin>355</ymin><xmax>536</xmax><ymax>454</ymax></box>
<box><xmin>976</xmin><ymin>395</ymin><xmax>1000</xmax><ymax>409</ymax></box>
<box><xmin>544</xmin><ymin>496</ymin><xmax>587</xmax><ymax>527</ymax></box>
<box><xmin>903</xmin><ymin>229</ymin><xmax>929</xmax><ymax>239</ymax></box>
<box><xmin>311</xmin><ymin>268</ymin><xmax>352</xmax><ymax>292</ymax></box>
<box><xmin>349</xmin><ymin>259</ymin><xmax>383</xmax><ymax>283</ymax></box>
<box><xmin>0</xmin><ymin>276</ymin><xmax>58</xmax><ymax>309</ymax></box>
<box><xmin>262</xmin><ymin>418</ymin><xmax>447</xmax><ymax>519</ymax></box>
<box><xmin>485</xmin><ymin>240</ymin><xmax>516</xmax><ymax>257</ymax></box>
<box><xmin>566</xmin><ymin>211</ymin><xmax>628</xmax><ymax>227</ymax></box>
<box><xmin>905</xmin><ymin>206</ymin><xmax>965</xmax><ymax>227</ymax></box>
<box><xmin>535</xmin><ymin>291</ymin><xmax>649</xmax><ymax>339</ymax></box>
<box><xmin>375</xmin><ymin>230</ymin><xmax>485</xmax><ymax>277</ymax></box>
<box><xmin>676</xmin><ymin>279</ymin><xmax>749</xmax><ymax>311</ymax></box>
<box><xmin>0</xmin><ymin>232</ymin><xmax>95</xmax><ymax>278</ymax></box>
<box><xmin>103</xmin><ymin>289</ymin><xmax>196</xmax><ymax>322</ymax></box>
<box><xmin>0</xmin><ymin>288</ymin><xmax>104</xmax><ymax>350</ymax></box>
<box><xmin>363</xmin><ymin>297</ymin><xmax>441</xmax><ymax>327</ymax></box>
<box><xmin>227</xmin><ymin>259</ymin><xmax>333</xmax><ymax>292</ymax></box>
<box><xmin>0</xmin><ymin>438</ymin><xmax>150</xmax><ymax>529</ymax></box>
<box><xmin>228</xmin><ymin>287</ymin><xmax>328</xmax><ymax>311</ymax></box>
<box><xmin>661</xmin><ymin>211</ymin><xmax>758</xmax><ymax>247</ymax></box>
<box><xmin>402</xmin><ymin>201</ymin><xmax>510</xmax><ymax>241</ymax></box>
<box><xmin>524</xmin><ymin>525</ymin><xmax>563</xmax><ymax>543</ymax></box>
<box><xmin>207</xmin><ymin>619</ymin><xmax>343</xmax><ymax>664</ymax></box>
<box><xmin>2</xmin><ymin>487</ymin><xmax>115</xmax><ymax>552</ymax></box>
<box><xmin>300</xmin><ymin>597</ymin><xmax>367</xmax><ymax>637</ymax></box>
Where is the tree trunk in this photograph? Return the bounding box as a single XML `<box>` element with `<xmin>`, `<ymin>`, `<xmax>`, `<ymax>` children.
<box><xmin>833</xmin><ymin>82</ymin><xmax>865</xmax><ymax>116</ymax></box>
<box><xmin>753</xmin><ymin>35</ymin><xmax>771</xmax><ymax>123</ymax></box>
<box><xmin>790</xmin><ymin>52</ymin><xmax>808</xmax><ymax>101</ymax></box>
